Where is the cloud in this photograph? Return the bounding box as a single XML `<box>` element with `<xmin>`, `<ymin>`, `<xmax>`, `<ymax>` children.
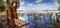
<box><xmin>54</xmin><ymin>0</ymin><xmax>59</xmax><ymax>4</ymax></box>
<box><xmin>17</xmin><ymin>1</ymin><xmax>26</xmax><ymax>12</ymax></box>
<box><xmin>26</xmin><ymin>3</ymin><xmax>60</xmax><ymax>11</ymax></box>
<box><xmin>20</xmin><ymin>2</ymin><xmax>25</xmax><ymax>6</ymax></box>
<box><xmin>17</xmin><ymin>0</ymin><xmax>60</xmax><ymax>12</ymax></box>
<box><xmin>36</xmin><ymin>0</ymin><xmax>42</xmax><ymax>3</ymax></box>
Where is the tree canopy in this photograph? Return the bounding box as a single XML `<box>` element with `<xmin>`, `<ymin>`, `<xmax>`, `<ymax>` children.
<box><xmin>0</xmin><ymin>0</ymin><xmax>4</xmax><ymax>7</ymax></box>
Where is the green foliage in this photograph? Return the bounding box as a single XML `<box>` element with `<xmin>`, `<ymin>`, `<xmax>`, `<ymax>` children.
<box><xmin>0</xmin><ymin>0</ymin><xmax>4</xmax><ymax>7</ymax></box>
<box><xmin>0</xmin><ymin>0</ymin><xmax>8</xmax><ymax>12</ymax></box>
<box><xmin>5</xmin><ymin>4</ymin><xmax>8</xmax><ymax>10</ymax></box>
<box><xmin>0</xmin><ymin>0</ymin><xmax>5</xmax><ymax>12</ymax></box>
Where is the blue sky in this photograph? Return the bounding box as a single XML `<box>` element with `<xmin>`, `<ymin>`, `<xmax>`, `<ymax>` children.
<box><xmin>17</xmin><ymin>0</ymin><xmax>60</xmax><ymax>12</ymax></box>
<box><xmin>20</xmin><ymin>0</ymin><xmax>60</xmax><ymax>4</ymax></box>
<box><xmin>58</xmin><ymin>0</ymin><xmax>60</xmax><ymax>4</ymax></box>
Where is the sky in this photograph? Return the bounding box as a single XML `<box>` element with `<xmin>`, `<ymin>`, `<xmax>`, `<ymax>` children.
<box><xmin>17</xmin><ymin>0</ymin><xmax>60</xmax><ymax>12</ymax></box>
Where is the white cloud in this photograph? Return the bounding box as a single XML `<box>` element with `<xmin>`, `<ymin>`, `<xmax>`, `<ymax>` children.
<box><xmin>20</xmin><ymin>2</ymin><xmax>25</xmax><ymax>6</ymax></box>
<box><xmin>47</xmin><ymin>5</ymin><xmax>59</xmax><ymax>10</ymax></box>
<box><xmin>17</xmin><ymin>1</ymin><xmax>25</xmax><ymax>12</ymax></box>
<box><xmin>36</xmin><ymin>0</ymin><xmax>42</xmax><ymax>3</ymax></box>
<box><xmin>26</xmin><ymin>3</ymin><xmax>60</xmax><ymax>11</ymax></box>
<box><xmin>17</xmin><ymin>1</ymin><xmax>60</xmax><ymax>12</ymax></box>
